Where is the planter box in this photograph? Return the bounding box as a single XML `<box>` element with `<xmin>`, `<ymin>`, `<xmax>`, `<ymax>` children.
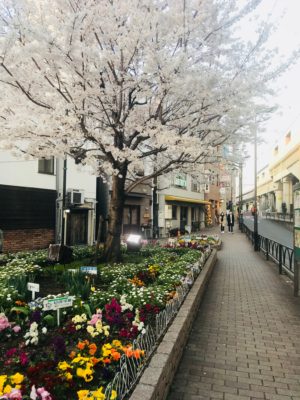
<box><xmin>129</xmin><ymin>249</ymin><xmax>217</xmax><ymax>400</ymax></box>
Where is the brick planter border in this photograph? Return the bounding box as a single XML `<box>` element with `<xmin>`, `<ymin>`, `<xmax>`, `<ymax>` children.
<box><xmin>129</xmin><ymin>249</ymin><xmax>218</xmax><ymax>400</ymax></box>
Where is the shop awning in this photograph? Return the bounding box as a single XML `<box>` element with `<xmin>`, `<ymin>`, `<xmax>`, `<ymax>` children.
<box><xmin>165</xmin><ymin>195</ymin><xmax>211</xmax><ymax>205</ymax></box>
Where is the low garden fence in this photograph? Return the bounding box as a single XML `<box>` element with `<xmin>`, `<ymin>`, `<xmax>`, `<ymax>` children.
<box><xmin>241</xmin><ymin>222</ymin><xmax>294</xmax><ymax>278</ymax></box>
<box><xmin>104</xmin><ymin>251</ymin><xmax>210</xmax><ymax>400</ymax></box>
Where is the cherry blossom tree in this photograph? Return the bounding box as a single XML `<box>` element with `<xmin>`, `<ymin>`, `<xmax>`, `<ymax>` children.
<box><xmin>0</xmin><ymin>0</ymin><xmax>295</xmax><ymax>260</ymax></box>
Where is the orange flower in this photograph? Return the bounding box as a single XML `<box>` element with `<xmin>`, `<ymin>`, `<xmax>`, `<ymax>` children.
<box><xmin>102</xmin><ymin>358</ymin><xmax>111</xmax><ymax>364</ymax></box>
<box><xmin>77</xmin><ymin>340</ymin><xmax>89</xmax><ymax>350</ymax></box>
<box><xmin>69</xmin><ymin>351</ymin><xmax>76</xmax><ymax>359</ymax></box>
<box><xmin>15</xmin><ymin>300</ymin><xmax>26</xmax><ymax>306</ymax></box>
<box><xmin>89</xmin><ymin>343</ymin><xmax>97</xmax><ymax>356</ymax></box>
<box><xmin>91</xmin><ymin>357</ymin><xmax>101</xmax><ymax>366</ymax></box>
<box><xmin>133</xmin><ymin>349</ymin><xmax>144</xmax><ymax>359</ymax></box>
<box><xmin>124</xmin><ymin>347</ymin><xmax>133</xmax><ymax>357</ymax></box>
<box><xmin>111</xmin><ymin>349</ymin><xmax>121</xmax><ymax>361</ymax></box>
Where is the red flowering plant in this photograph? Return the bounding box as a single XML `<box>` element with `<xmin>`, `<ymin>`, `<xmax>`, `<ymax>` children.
<box><xmin>139</xmin><ymin>303</ymin><xmax>161</xmax><ymax>326</ymax></box>
<box><xmin>103</xmin><ymin>298</ymin><xmax>137</xmax><ymax>339</ymax></box>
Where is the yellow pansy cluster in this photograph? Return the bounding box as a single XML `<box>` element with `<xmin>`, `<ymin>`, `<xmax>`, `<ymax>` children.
<box><xmin>58</xmin><ymin>355</ymin><xmax>95</xmax><ymax>383</ymax></box>
<box><xmin>86</xmin><ymin>320</ymin><xmax>110</xmax><ymax>338</ymax></box>
<box><xmin>0</xmin><ymin>373</ymin><xmax>24</xmax><ymax>396</ymax></box>
<box><xmin>77</xmin><ymin>387</ymin><xmax>117</xmax><ymax>400</ymax></box>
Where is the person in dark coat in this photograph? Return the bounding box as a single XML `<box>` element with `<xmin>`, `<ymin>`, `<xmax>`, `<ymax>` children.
<box><xmin>227</xmin><ymin>211</ymin><xmax>234</xmax><ymax>233</ymax></box>
<box><xmin>219</xmin><ymin>211</ymin><xmax>225</xmax><ymax>233</ymax></box>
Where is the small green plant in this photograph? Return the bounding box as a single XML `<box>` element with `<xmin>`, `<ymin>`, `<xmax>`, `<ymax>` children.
<box><xmin>59</xmin><ymin>270</ymin><xmax>91</xmax><ymax>300</ymax></box>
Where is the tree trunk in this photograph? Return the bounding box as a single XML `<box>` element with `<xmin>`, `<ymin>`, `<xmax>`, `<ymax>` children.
<box><xmin>103</xmin><ymin>170</ymin><xmax>127</xmax><ymax>262</ymax></box>
<box><xmin>93</xmin><ymin>215</ymin><xmax>103</xmax><ymax>263</ymax></box>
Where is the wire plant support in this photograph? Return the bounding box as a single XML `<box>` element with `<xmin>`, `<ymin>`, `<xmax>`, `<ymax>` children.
<box><xmin>104</xmin><ymin>249</ymin><xmax>211</xmax><ymax>400</ymax></box>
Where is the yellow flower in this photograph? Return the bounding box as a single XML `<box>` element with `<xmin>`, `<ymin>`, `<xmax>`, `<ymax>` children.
<box><xmin>110</xmin><ymin>390</ymin><xmax>117</xmax><ymax>400</ymax></box>
<box><xmin>76</xmin><ymin>365</ymin><xmax>94</xmax><ymax>382</ymax></box>
<box><xmin>91</xmin><ymin>286</ymin><xmax>96</xmax><ymax>292</ymax></box>
<box><xmin>65</xmin><ymin>372</ymin><xmax>73</xmax><ymax>381</ymax></box>
<box><xmin>0</xmin><ymin>375</ymin><xmax>7</xmax><ymax>393</ymax></box>
<box><xmin>72</xmin><ymin>355</ymin><xmax>89</xmax><ymax>364</ymax></box>
<box><xmin>58</xmin><ymin>361</ymin><xmax>71</xmax><ymax>371</ymax></box>
<box><xmin>92</xmin><ymin>387</ymin><xmax>105</xmax><ymax>400</ymax></box>
<box><xmin>4</xmin><ymin>384</ymin><xmax>12</xmax><ymax>394</ymax></box>
<box><xmin>10</xmin><ymin>372</ymin><xmax>24</xmax><ymax>385</ymax></box>
<box><xmin>111</xmin><ymin>340</ymin><xmax>122</xmax><ymax>348</ymax></box>
<box><xmin>77</xmin><ymin>390</ymin><xmax>89</xmax><ymax>400</ymax></box>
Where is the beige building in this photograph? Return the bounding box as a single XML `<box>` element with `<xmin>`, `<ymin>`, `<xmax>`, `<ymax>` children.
<box><xmin>257</xmin><ymin>131</ymin><xmax>300</xmax><ymax>213</ymax></box>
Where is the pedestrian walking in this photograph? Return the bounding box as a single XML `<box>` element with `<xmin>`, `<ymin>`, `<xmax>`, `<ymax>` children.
<box><xmin>227</xmin><ymin>210</ymin><xmax>234</xmax><ymax>233</ymax></box>
<box><xmin>219</xmin><ymin>211</ymin><xmax>225</xmax><ymax>233</ymax></box>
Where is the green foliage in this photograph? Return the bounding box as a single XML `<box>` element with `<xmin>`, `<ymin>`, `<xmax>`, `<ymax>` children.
<box><xmin>59</xmin><ymin>270</ymin><xmax>91</xmax><ymax>300</ymax></box>
<box><xmin>43</xmin><ymin>314</ymin><xmax>55</xmax><ymax>327</ymax></box>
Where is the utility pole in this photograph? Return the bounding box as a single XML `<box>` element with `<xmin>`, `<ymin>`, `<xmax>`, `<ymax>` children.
<box><xmin>152</xmin><ymin>174</ymin><xmax>159</xmax><ymax>239</ymax></box>
<box><xmin>239</xmin><ymin>163</ymin><xmax>243</xmax><ymax>212</ymax></box>
<box><xmin>61</xmin><ymin>158</ymin><xmax>67</xmax><ymax>246</ymax></box>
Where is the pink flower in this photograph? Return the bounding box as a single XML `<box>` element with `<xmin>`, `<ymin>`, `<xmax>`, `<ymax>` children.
<box><xmin>37</xmin><ymin>387</ymin><xmax>52</xmax><ymax>400</ymax></box>
<box><xmin>8</xmin><ymin>389</ymin><xmax>22</xmax><ymax>400</ymax></box>
<box><xmin>12</xmin><ymin>325</ymin><xmax>21</xmax><ymax>333</ymax></box>
<box><xmin>0</xmin><ymin>314</ymin><xmax>11</xmax><ymax>332</ymax></box>
<box><xmin>88</xmin><ymin>309</ymin><xmax>102</xmax><ymax>326</ymax></box>
<box><xmin>30</xmin><ymin>386</ymin><xmax>52</xmax><ymax>400</ymax></box>
<box><xmin>0</xmin><ymin>389</ymin><xmax>22</xmax><ymax>400</ymax></box>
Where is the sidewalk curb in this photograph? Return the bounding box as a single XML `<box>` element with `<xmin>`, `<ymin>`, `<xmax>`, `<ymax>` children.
<box><xmin>129</xmin><ymin>249</ymin><xmax>218</xmax><ymax>400</ymax></box>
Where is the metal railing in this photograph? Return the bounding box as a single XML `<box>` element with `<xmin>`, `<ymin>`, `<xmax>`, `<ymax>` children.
<box><xmin>261</xmin><ymin>211</ymin><xmax>293</xmax><ymax>223</ymax></box>
<box><xmin>104</xmin><ymin>251</ymin><xmax>210</xmax><ymax>399</ymax></box>
<box><xmin>241</xmin><ymin>222</ymin><xmax>294</xmax><ymax>278</ymax></box>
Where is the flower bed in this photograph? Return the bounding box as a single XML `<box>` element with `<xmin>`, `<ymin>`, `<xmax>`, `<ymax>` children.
<box><xmin>165</xmin><ymin>234</ymin><xmax>221</xmax><ymax>250</ymax></box>
<box><xmin>0</xmin><ymin>246</ymin><xmax>210</xmax><ymax>400</ymax></box>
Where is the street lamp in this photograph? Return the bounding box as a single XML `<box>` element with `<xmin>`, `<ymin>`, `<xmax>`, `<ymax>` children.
<box><xmin>253</xmin><ymin>127</ymin><xmax>259</xmax><ymax>251</ymax></box>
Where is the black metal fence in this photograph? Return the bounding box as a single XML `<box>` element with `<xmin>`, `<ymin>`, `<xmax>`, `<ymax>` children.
<box><xmin>262</xmin><ymin>211</ymin><xmax>293</xmax><ymax>223</ymax></box>
<box><xmin>240</xmin><ymin>221</ymin><xmax>294</xmax><ymax>278</ymax></box>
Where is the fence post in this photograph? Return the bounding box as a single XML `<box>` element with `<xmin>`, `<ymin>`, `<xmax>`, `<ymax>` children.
<box><xmin>265</xmin><ymin>238</ymin><xmax>269</xmax><ymax>260</ymax></box>
<box><xmin>279</xmin><ymin>245</ymin><xmax>283</xmax><ymax>274</ymax></box>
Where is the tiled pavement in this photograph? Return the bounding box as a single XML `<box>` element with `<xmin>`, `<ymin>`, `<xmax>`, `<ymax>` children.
<box><xmin>167</xmin><ymin>229</ymin><xmax>300</xmax><ymax>400</ymax></box>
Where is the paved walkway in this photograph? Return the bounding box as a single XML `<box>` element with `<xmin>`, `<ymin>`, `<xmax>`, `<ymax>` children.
<box><xmin>167</xmin><ymin>229</ymin><xmax>300</xmax><ymax>400</ymax></box>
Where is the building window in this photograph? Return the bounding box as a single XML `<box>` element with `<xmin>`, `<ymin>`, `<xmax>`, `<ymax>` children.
<box><xmin>173</xmin><ymin>173</ymin><xmax>187</xmax><ymax>188</ymax></box>
<box><xmin>191</xmin><ymin>179</ymin><xmax>200</xmax><ymax>192</ymax></box>
<box><xmin>172</xmin><ymin>205</ymin><xmax>177</xmax><ymax>219</ymax></box>
<box><xmin>38</xmin><ymin>157</ymin><xmax>54</xmax><ymax>175</ymax></box>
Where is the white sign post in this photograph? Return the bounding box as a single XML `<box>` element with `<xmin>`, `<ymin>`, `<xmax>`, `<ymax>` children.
<box><xmin>27</xmin><ymin>282</ymin><xmax>40</xmax><ymax>300</ymax></box>
<box><xmin>43</xmin><ymin>296</ymin><xmax>74</xmax><ymax>326</ymax></box>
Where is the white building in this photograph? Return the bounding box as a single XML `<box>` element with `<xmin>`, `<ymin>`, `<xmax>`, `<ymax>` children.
<box><xmin>0</xmin><ymin>151</ymin><xmax>97</xmax><ymax>252</ymax></box>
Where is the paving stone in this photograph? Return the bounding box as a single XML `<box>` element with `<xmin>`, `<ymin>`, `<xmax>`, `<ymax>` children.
<box><xmin>166</xmin><ymin>231</ymin><xmax>300</xmax><ymax>400</ymax></box>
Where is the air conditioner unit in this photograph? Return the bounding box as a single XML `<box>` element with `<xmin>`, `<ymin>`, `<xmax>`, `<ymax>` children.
<box><xmin>67</xmin><ymin>189</ymin><xmax>84</xmax><ymax>205</ymax></box>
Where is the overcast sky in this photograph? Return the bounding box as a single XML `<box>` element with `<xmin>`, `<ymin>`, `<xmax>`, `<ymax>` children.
<box><xmin>238</xmin><ymin>0</ymin><xmax>300</xmax><ymax>192</ymax></box>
